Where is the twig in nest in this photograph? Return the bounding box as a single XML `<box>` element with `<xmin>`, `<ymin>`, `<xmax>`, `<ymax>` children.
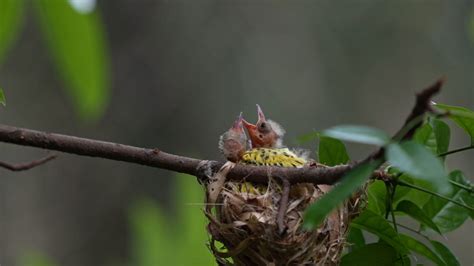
<box><xmin>277</xmin><ymin>178</ymin><xmax>290</xmax><ymax>235</ymax></box>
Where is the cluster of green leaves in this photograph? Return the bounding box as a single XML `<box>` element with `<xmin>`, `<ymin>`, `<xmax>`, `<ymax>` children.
<box><xmin>0</xmin><ymin>0</ymin><xmax>109</xmax><ymax>120</ymax></box>
<box><xmin>303</xmin><ymin>103</ymin><xmax>474</xmax><ymax>266</ymax></box>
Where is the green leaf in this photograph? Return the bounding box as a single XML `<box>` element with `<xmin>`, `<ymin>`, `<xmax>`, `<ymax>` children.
<box><xmin>413</xmin><ymin>119</ymin><xmax>451</xmax><ymax>160</ymax></box>
<box><xmin>318</xmin><ymin>136</ymin><xmax>350</xmax><ymax>166</ymax></box>
<box><xmin>395</xmin><ymin>200</ymin><xmax>441</xmax><ymax>234</ymax></box>
<box><xmin>393</xmin><ymin>174</ymin><xmax>431</xmax><ymax>208</ymax></box>
<box><xmin>423</xmin><ymin>170</ymin><xmax>474</xmax><ymax>233</ymax></box>
<box><xmin>351</xmin><ymin>210</ymin><xmax>408</xmax><ymax>254</ymax></box>
<box><xmin>347</xmin><ymin>227</ymin><xmax>365</xmax><ymax>250</ymax></box>
<box><xmin>435</xmin><ymin>103</ymin><xmax>474</xmax><ymax>144</ymax></box>
<box><xmin>341</xmin><ymin>243</ymin><xmax>399</xmax><ymax>266</ymax></box>
<box><xmin>430</xmin><ymin>240</ymin><xmax>460</xmax><ymax>266</ymax></box>
<box><xmin>386</xmin><ymin>141</ymin><xmax>450</xmax><ymax>194</ymax></box>
<box><xmin>35</xmin><ymin>0</ymin><xmax>110</xmax><ymax>120</ymax></box>
<box><xmin>431</xmin><ymin>118</ymin><xmax>450</xmax><ymax>155</ymax></box>
<box><xmin>399</xmin><ymin>234</ymin><xmax>445</xmax><ymax>266</ymax></box>
<box><xmin>414</xmin><ymin>122</ymin><xmax>437</xmax><ymax>152</ymax></box>
<box><xmin>366</xmin><ymin>180</ymin><xmax>387</xmax><ymax>216</ymax></box>
<box><xmin>303</xmin><ymin>161</ymin><xmax>380</xmax><ymax>229</ymax></box>
<box><xmin>0</xmin><ymin>0</ymin><xmax>25</xmax><ymax>64</ymax></box>
<box><xmin>322</xmin><ymin>125</ymin><xmax>390</xmax><ymax>146</ymax></box>
<box><xmin>0</xmin><ymin>88</ymin><xmax>6</xmax><ymax>106</ymax></box>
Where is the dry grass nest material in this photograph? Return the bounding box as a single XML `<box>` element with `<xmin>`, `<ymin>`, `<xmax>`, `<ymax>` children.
<box><xmin>205</xmin><ymin>175</ymin><xmax>366</xmax><ymax>266</ymax></box>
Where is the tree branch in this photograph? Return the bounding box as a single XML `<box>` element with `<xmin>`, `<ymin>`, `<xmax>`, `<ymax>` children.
<box><xmin>0</xmin><ymin>78</ymin><xmax>444</xmax><ymax>184</ymax></box>
<box><xmin>0</xmin><ymin>153</ymin><xmax>57</xmax><ymax>171</ymax></box>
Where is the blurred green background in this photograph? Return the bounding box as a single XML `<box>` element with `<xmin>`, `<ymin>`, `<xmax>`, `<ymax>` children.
<box><xmin>0</xmin><ymin>0</ymin><xmax>472</xmax><ymax>265</ymax></box>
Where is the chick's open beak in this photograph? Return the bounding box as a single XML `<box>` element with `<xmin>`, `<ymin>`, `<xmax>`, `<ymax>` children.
<box><xmin>242</xmin><ymin>118</ymin><xmax>256</xmax><ymax>130</ymax></box>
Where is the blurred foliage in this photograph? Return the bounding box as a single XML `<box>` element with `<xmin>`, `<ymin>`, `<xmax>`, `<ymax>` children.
<box><xmin>386</xmin><ymin>141</ymin><xmax>449</xmax><ymax>194</ymax></box>
<box><xmin>322</xmin><ymin>125</ymin><xmax>390</xmax><ymax>146</ymax></box>
<box><xmin>0</xmin><ymin>0</ymin><xmax>109</xmax><ymax>120</ymax></box>
<box><xmin>129</xmin><ymin>173</ymin><xmax>214</xmax><ymax>266</ymax></box>
<box><xmin>35</xmin><ymin>0</ymin><xmax>109</xmax><ymax>120</ymax></box>
<box><xmin>20</xmin><ymin>251</ymin><xmax>56</xmax><ymax>266</ymax></box>
<box><xmin>0</xmin><ymin>0</ymin><xmax>25</xmax><ymax>64</ymax></box>
<box><xmin>304</xmin><ymin>102</ymin><xmax>474</xmax><ymax>265</ymax></box>
<box><xmin>17</xmin><ymin>173</ymin><xmax>214</xmax><ymax>266</ymax></box>
<box><xmin>0</xmin><ymin>87</ymin><xmax>5</xmax><ymax>106</ymax></box>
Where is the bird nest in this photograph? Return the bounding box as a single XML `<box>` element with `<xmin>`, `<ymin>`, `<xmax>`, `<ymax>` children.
<box><xmin>204</xmin><ymin>176</ymin><xmax>366</xmax><ymax>265</ymax></box>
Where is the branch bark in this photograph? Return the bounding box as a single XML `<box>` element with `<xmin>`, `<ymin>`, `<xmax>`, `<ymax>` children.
<box><xmin>0</xmin><ymin>79</ymin><xmax>443</xmax><ymax>185</ymax></box>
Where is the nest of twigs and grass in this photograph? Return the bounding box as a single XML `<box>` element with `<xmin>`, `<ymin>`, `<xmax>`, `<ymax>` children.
<box><xmin>205</xmin><ymin>174</ymin><xmax>366</xmax><ymax>266</ymax></box>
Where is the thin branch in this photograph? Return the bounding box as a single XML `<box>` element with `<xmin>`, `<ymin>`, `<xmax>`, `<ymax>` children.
<box><xmin>438</xmin><ymin>145</ymin><xmax>474</xmax><ymax>157</ymax></box>
<box><xmin>0</xmin><ymin>78</ymin><xmax>444</xmax><ymax>185</ymax></box>
<box><xmin>0</xmin><ymin>154</ymin><xmax>57</xmax><ymax>171</ymax></box>
<box><xmin>0</xmin><ymin>124</ymin><xmax>354</xmax><ymax>185</ymax></box>
<box><xmin>397</xmin><ymin>180</ymin><xmax>474</xmax><ymax>212</ymax></box>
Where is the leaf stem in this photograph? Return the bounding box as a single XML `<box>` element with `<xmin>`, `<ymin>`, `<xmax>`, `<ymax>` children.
<box><xmin>388</xmin><ymin>183</ymin><xmax>398</xmax><ymax>232</ymax></box>
<box><xmin>385</xmin><ymin>184</ymin><xmax>391</xmax><ymax>219</ymax></box>
<box><xmin>387</xmin><ymin>220</ymin><xmax>430</xmax><ymax>241</ymax></box>
<box><xmin>397</xmin><ymin>180</ymin><xmax>474</xmax><ymax>212</ymax></box>
<box><xmin>390</xmin><ymin>207</ymin><xmax>398</xmax><ymax>233</ymax></box>
<box><xmin>437</xmin><ymin>145</ymin><xmax>474</xmax><ymax>157</ymax></box>
<box><xmin>448</xmin><ymin>180</ymin><xmax>474</xmax><ymax>193</ymax></box>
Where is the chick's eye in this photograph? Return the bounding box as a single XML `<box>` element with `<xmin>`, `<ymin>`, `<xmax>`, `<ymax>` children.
<box><xmin>259</xmin><ymin>122</ymin><xmax>266</xmax><ymax>129</ymax></box>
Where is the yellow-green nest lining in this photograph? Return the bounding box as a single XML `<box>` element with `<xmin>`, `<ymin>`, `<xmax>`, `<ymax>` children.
<box><xmin>205</xmin><ymin>178</ymin><xmax>366</xmax><ymax>265</ymax></box>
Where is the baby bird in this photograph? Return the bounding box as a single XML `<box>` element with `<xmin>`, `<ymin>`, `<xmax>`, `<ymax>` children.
<box><xmin>242</xmin><ymin>104</ymin><xmax>285</xmax><ymax>148</ymax></box>
<box><xmin>218</xmin><ymin>113</ymin><xmax>248</xmax><ymax>163</ymax></box>
<box><xmin>242</xmin><ymin>105</ymin><xmax>307</xmax><ymax>168</ymax></box>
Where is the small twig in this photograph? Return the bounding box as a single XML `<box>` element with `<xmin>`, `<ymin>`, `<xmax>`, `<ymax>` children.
<box><xmin>438</xmin><ymin>145</ymin><xmax>474</xmax><ymax>157</ymax></box>
<box><xmin>397</xmin><ymin>180</ymin><xmax>474</xmax><ymax>211</ymax></box>
<box><xmin>277</xmin><ymin>178</ymin><xmax>290</xmax><ymax>235</ymax></box>
<box><xmin>399</xmin><ymin>78</ymin><xmax>444</xmax><ymax>140</ymax></box>
<box><xmin>0</xmin><ymin>154</ymin><xmax>57</xmax><ymax>171</ymax></box>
